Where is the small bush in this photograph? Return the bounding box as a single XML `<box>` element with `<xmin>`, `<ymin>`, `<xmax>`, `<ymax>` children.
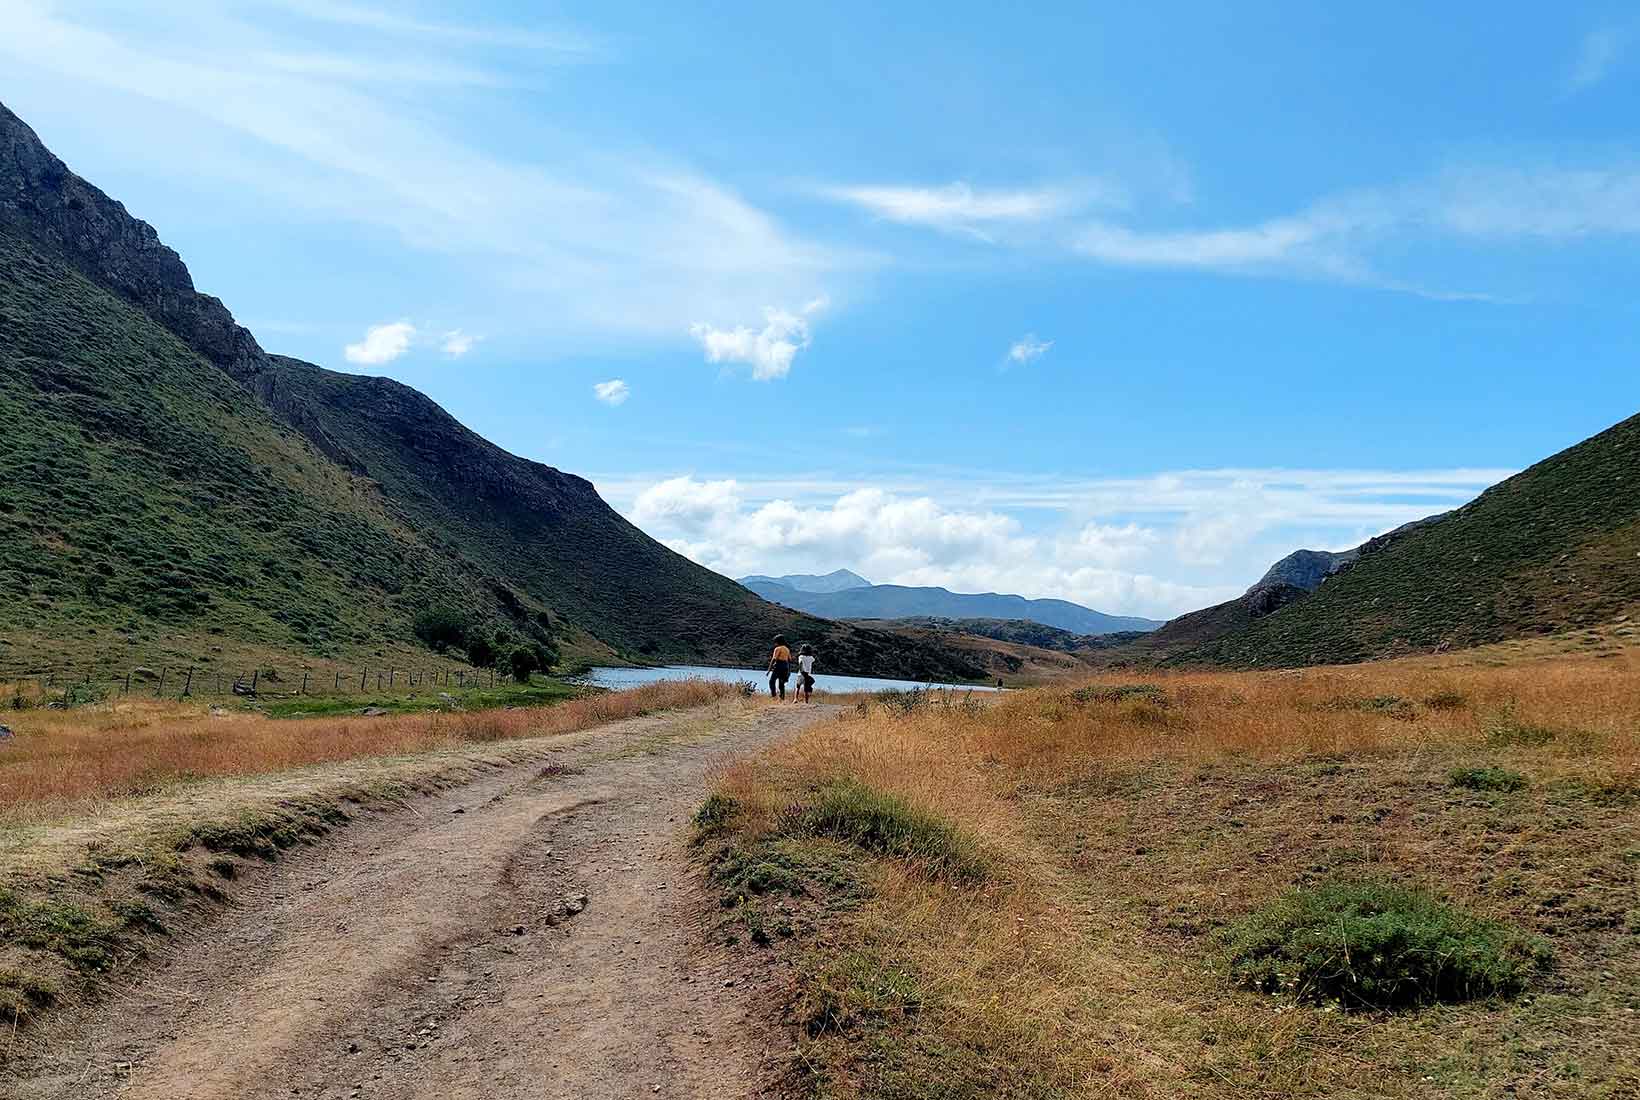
<box><xmin>1424</xmin><ymin>690</ymin><xmax>1468</xmax><ymax>711</ymax></box>
<box><xmin>1222</xmin><ymin>880</ymin><xmax>1547</xmax><ymax>1009</ymax></box>
<box><xmin>1451</xmin><ymin>766</ymin><xmax>1529</xmax><ymax>792</ymax></box>
<box><xmin>693</xmin><ymin>793</ymin><xmax>740</xmax><ymax>839</ymax></box>
<box><xmin>786</xmin><ymin>780</ymin><xmax>986</xmax><ymax>881</ymax></box>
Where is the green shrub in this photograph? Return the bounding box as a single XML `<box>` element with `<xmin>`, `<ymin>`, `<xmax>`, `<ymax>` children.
<box><xmin>786</xmin><ymin>780</ymin><xmax>986</xmax><ymax>881</ymax></box>
<box><xmin>1450</xmin><ymin>766</ymin><xmax>1529</xmax><ymax>792</ymax></box>
<box><xmin>1222</xmin><ymin>880</ymin><xmax>1547</xmax><ymax>1009</ymax></box>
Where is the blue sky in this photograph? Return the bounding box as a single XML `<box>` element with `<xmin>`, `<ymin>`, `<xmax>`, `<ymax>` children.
<box><xmin>4</xmin><ymin>1</ymin><xmax>1637</xmax><ymax>617</ymax></box>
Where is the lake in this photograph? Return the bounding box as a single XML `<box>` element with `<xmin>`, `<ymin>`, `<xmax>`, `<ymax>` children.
<box><xmin>578</xmin><ymin>665</ymin><xmax>1001</xmax><ymax>695</ymax></box>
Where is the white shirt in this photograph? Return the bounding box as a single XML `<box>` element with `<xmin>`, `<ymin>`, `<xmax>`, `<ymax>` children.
<box><xmin>798</xmin><ymin>654</ymin><xmax>815</xmax><ymax>675</ymax></box>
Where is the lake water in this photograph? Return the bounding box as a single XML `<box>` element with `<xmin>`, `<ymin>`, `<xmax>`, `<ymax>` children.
<box><xmin>578</xmin><ymin>665</ymin><xmax>1001</xmax><ymax>695</ymax></box>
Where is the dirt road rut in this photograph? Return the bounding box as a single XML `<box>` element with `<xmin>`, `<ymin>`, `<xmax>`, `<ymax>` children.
<box><xmin>6</xmin><ymin>701</ymin><xmax>835</xmax><ymax>1100</ymax></box>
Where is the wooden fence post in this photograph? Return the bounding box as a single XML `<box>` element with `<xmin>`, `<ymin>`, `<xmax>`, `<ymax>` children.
<box><xmin>182</xmin><ymin>667</ymin><xmax>194</xmax><ymax>697</ymax></box>
<box><xmin>389</xmin><ymin>668</ymin><xmax>395</xmax><ymax>688</ymax></box>
<box><xmin>361</xmin><ymin>668</ymin><xmax>368</xmax><ymax>692</ymax></box>
<box><xmin>301</xmin><ymin>670</ymin><xmax>310</xmax><ymax>695</ymax></box>
<box><xmin>156</xmin><ymin>667</ymin><xmax>167</xmax><ymax>697</ymax></box>
<box><xmin>250</xmin><ymin>668</ymin><xmax>259</xmax><ymax>695</ymax></box>
<box><xmin>335</xmin><ymin>669</ymin><xmax>342</xmax><ymax>692</ymax></box>
<box><xmin>124</xmin><ymin>669</ymin><xmax>132</xmax><ymax>695</ymax></box>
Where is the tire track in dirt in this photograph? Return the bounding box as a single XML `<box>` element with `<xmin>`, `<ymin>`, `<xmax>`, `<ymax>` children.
<box><xmin>4</xmin><ymin>701</ymin><xmax>835</xmax><ymax>1100</ymax></box>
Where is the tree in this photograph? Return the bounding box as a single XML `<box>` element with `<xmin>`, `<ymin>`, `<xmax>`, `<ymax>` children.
<box><xmin>509</xmin><ymin>646</ymin><xmax>538</xmax><ymax>684</ymax></box>
<box><xmin>466</xmin><ymin>635</ymin><xmax>496</xmax><ymax>669</ymax></box>
<box><xmin>412</xmin><ymin>607</ymin><xmax>469</xmax><ymax>653</ymax></box>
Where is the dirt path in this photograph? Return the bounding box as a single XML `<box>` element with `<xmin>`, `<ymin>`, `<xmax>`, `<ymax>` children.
<box><xmin>4</xmin><ymin>701</ymin><xmax>835</xmax><ymax>1100</ymax></box>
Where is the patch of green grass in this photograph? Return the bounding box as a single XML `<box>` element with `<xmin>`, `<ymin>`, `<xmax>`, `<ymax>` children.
<box><xmin>1222</xmin><ymin>879</ymin><xmax>1549</xmax><ymax>1009</ymax></box>
<box><xmin>1072</xmin><ymin>683</ymin><xmax>1169</xmax><ymax>707</ymax></box>
<box><xmin>1423</xmin><ymin>690</ymin><xmax>1468</xmax><ymax>710</ymax></box>
<box><xmin>0</xmin><ymin>968</ymin><xmax>58</xmax><ymax>1022</ymax></box>
<box><xmin>251</xmin><ymin>678</ymin><xmax>584</xmax><ymax>719</ymax></box>
<box><xmin>1485</xmin><ymin>712</ymin><xmax>1561</xmax><ymax>747</ymax></box>
<box><xmin>1451</xmin><ymin>765</ymin><xmax>1530</xmax><ymax>792</ymax></box>
<box><xmin>0</xmin><ymin>889</ymin><xmax>125</xmax><ymax>973</ymax></box>
<box><xmin>784</xmin><ymin>780</ymin><xmax>988</xmax><ymax>882</ymax></box>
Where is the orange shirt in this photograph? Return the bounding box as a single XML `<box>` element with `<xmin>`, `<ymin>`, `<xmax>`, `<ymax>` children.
<box><xmin>772</xmin><ymin>645</ymin><xmax>791</xmax><ymax>662</ymax></box>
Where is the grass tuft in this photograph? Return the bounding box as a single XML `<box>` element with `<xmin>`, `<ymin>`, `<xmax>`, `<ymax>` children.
<box><xmin>784</xmin><ymin>780</ymin><xmax>988</xmax><ymax>882</ymax></box>
<box><xmin>1222</xmin><ymin>879</ymin><xmax>1548</xmax><ymax>1009</ymax></box>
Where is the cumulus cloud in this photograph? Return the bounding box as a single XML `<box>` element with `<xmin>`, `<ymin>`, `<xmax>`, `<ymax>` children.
<box><xmin>441</xmin><ymin>329</ymin><xmax>477</xmax><ymax>357</ymax></box>
<box><xmin>608</xmin><ymin>465</ymin><xmax>1508</xmax><ymax>619</ymax></box>
<box><xmin>344</xmin><ymin>320</ymin><xmax>417</xmax><ymax>365</ymax></box>
<box><xmin>593</xmin><ymin>379</ymin><xmax>631</xmax><ymax>406</ymax></box>
<box><xmin>1006</xmin><ymin>334</ymin><xmax>1053</xmax><ymax>365</ymax></box>
<box><xmin>690</xmin><ymin>297</ymin><xmax>829</xmax><ymax>381</ymax></box>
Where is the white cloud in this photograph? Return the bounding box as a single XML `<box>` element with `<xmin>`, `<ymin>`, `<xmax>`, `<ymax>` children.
<box><xmin>441</xmin><ymin>329</ymin><xmax>477</xmax><ymax>357</ymax></box>
<box><xmin>1006</xmin><ymin>334</ymin><xmax>1053</xmax><ymax>365</ymax></box>
<box><xmin>611</xmin><ymin>465</ymin><xmax>1505</xmax><ymax>619</ymax></box>
<box><xmin>344</xmin><ymin>320</ymin><xmax>417</xmax><ymax>365</ymax></box>
<box><xmin>1569</xmin><ymin>27</ymin><xmax>1629</xmax><ymax>91</ymax></box>
<box><xmin>690</xmin><ymin>297</ymin><xmax>829</xmax><ymax>381</ymax></box>
<box><xmin>593</xmin><ymin>379</ymin><xmax>630</xmax><ymax>406</ymax></box>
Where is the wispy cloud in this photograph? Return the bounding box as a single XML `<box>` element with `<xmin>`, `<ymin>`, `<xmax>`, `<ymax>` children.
<box><xmin>821</xmin><ymin>181</ymin><xmax>1116</xmax><ymax>241</ymax></box>
<box><xmin>1005</xmin><ymin>334</ymin><xmax>1053</xmax><ymax>366</ymax></box>
<box><xmin>0</xmin><ymin>1</ymin><xmax>834</xmax><ymax>353</ymax></box>
<box><xmin>593</xmin><ymin>379</ymin><xmax>631</xmax><ymax>406</ymax></box>
<box><xmin>690</xmin><ymin>297</ymin><xmax>829</xmax><ymax>381</ymax></box>
<box><xmin>1568</xmin><ymin>26</ymin><xmax>1630</xmax><ymax>91</ymax></box>
<box><xmin>344</xmin><ymin>320</ymin><xmax>417</xmax><ymax>365</ymax></box>
<box><xmin>268</xmin><ymin>0</ymin><xmax>609</xmax><ymax>57</ymax></box>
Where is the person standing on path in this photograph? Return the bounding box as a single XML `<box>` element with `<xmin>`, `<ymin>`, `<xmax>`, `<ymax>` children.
<box><xmin>797</xmin><ymin>644</ymin><xmax>816</xmax><ymax>703</ymax></box>
<box><xmin>767</xmin><ymin>635</ymin><xmax>791</xmax><ymax>699</ymax></box>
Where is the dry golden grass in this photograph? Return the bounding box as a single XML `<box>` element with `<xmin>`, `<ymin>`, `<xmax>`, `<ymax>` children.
<box><xmin>0</xmin><ymin>679</ymin><xmax>734</xmax><ymax>827</ymax></box>
<box><xmin>706</xmin><ymin>649</ymin><xmax>1640</xmax><ymax>1099</ymax></box>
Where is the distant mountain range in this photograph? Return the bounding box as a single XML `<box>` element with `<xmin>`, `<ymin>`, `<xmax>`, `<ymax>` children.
<box><xmin>737</xmin><ymin>576</ymin><xmax>1162</xmax><ymax>635</ymax></box>
<box><xmin>738</xmin><ymin>570</ymin><xmax>872</xmax><ymax>594</ymax></box>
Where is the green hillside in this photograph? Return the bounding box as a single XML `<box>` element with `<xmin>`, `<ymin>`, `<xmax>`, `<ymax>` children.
<box><xmin>0</xmin><ymin>227</ymin><xmax>485</xmax><ymax>661</ymax></box>
<box><xmin>0</xmin><ymin>103</ymin><xmax>982</xmax><ymax>682</ymax></box>
<box><xmin>1172</xmin><ymin>412</ymin><xmax>1640</xmax><ymax>667</ymax></box>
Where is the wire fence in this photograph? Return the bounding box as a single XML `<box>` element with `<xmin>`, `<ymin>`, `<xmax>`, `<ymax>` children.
<box><xmin>5</xmin><ymin>662</ymin><xmax>521</xmax><ymax>706</ymax></box>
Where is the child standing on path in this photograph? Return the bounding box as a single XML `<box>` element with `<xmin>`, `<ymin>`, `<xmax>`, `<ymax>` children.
<box><xmin>796</xmin><ymin>644</ymin><xmax>816</xmax><ymax>702</ymax></box>
<box><xmin>767</xmin><ymin>635</ymin><xmax>791</xmax><ymax>699</ymax></box>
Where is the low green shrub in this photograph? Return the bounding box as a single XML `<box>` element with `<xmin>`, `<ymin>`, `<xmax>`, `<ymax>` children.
<box><xmin>1450</xmin><ymin>765</ymin><xmax>1529</xmax><ymax>792</ymax></box>
<box><xmin>1222</xmin><ymin>879</ymin><xmax>1548</xmax><ymax>1009</ymax></box>
<box><xmin>786</xmin><ymin>780</ymin><xmax>987</xmax><ymax>882</ymax></box>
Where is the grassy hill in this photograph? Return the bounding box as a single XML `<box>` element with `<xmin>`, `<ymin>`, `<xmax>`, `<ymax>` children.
<box><xmin>0</xmin><ymin>104</ymin><xmax>982</xmax><ymax>682</ymax></box>
<box><xmin>1164</xmin><ymin>412</ymin><xmax>1640</xmax><ymax>667</ymax></box>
